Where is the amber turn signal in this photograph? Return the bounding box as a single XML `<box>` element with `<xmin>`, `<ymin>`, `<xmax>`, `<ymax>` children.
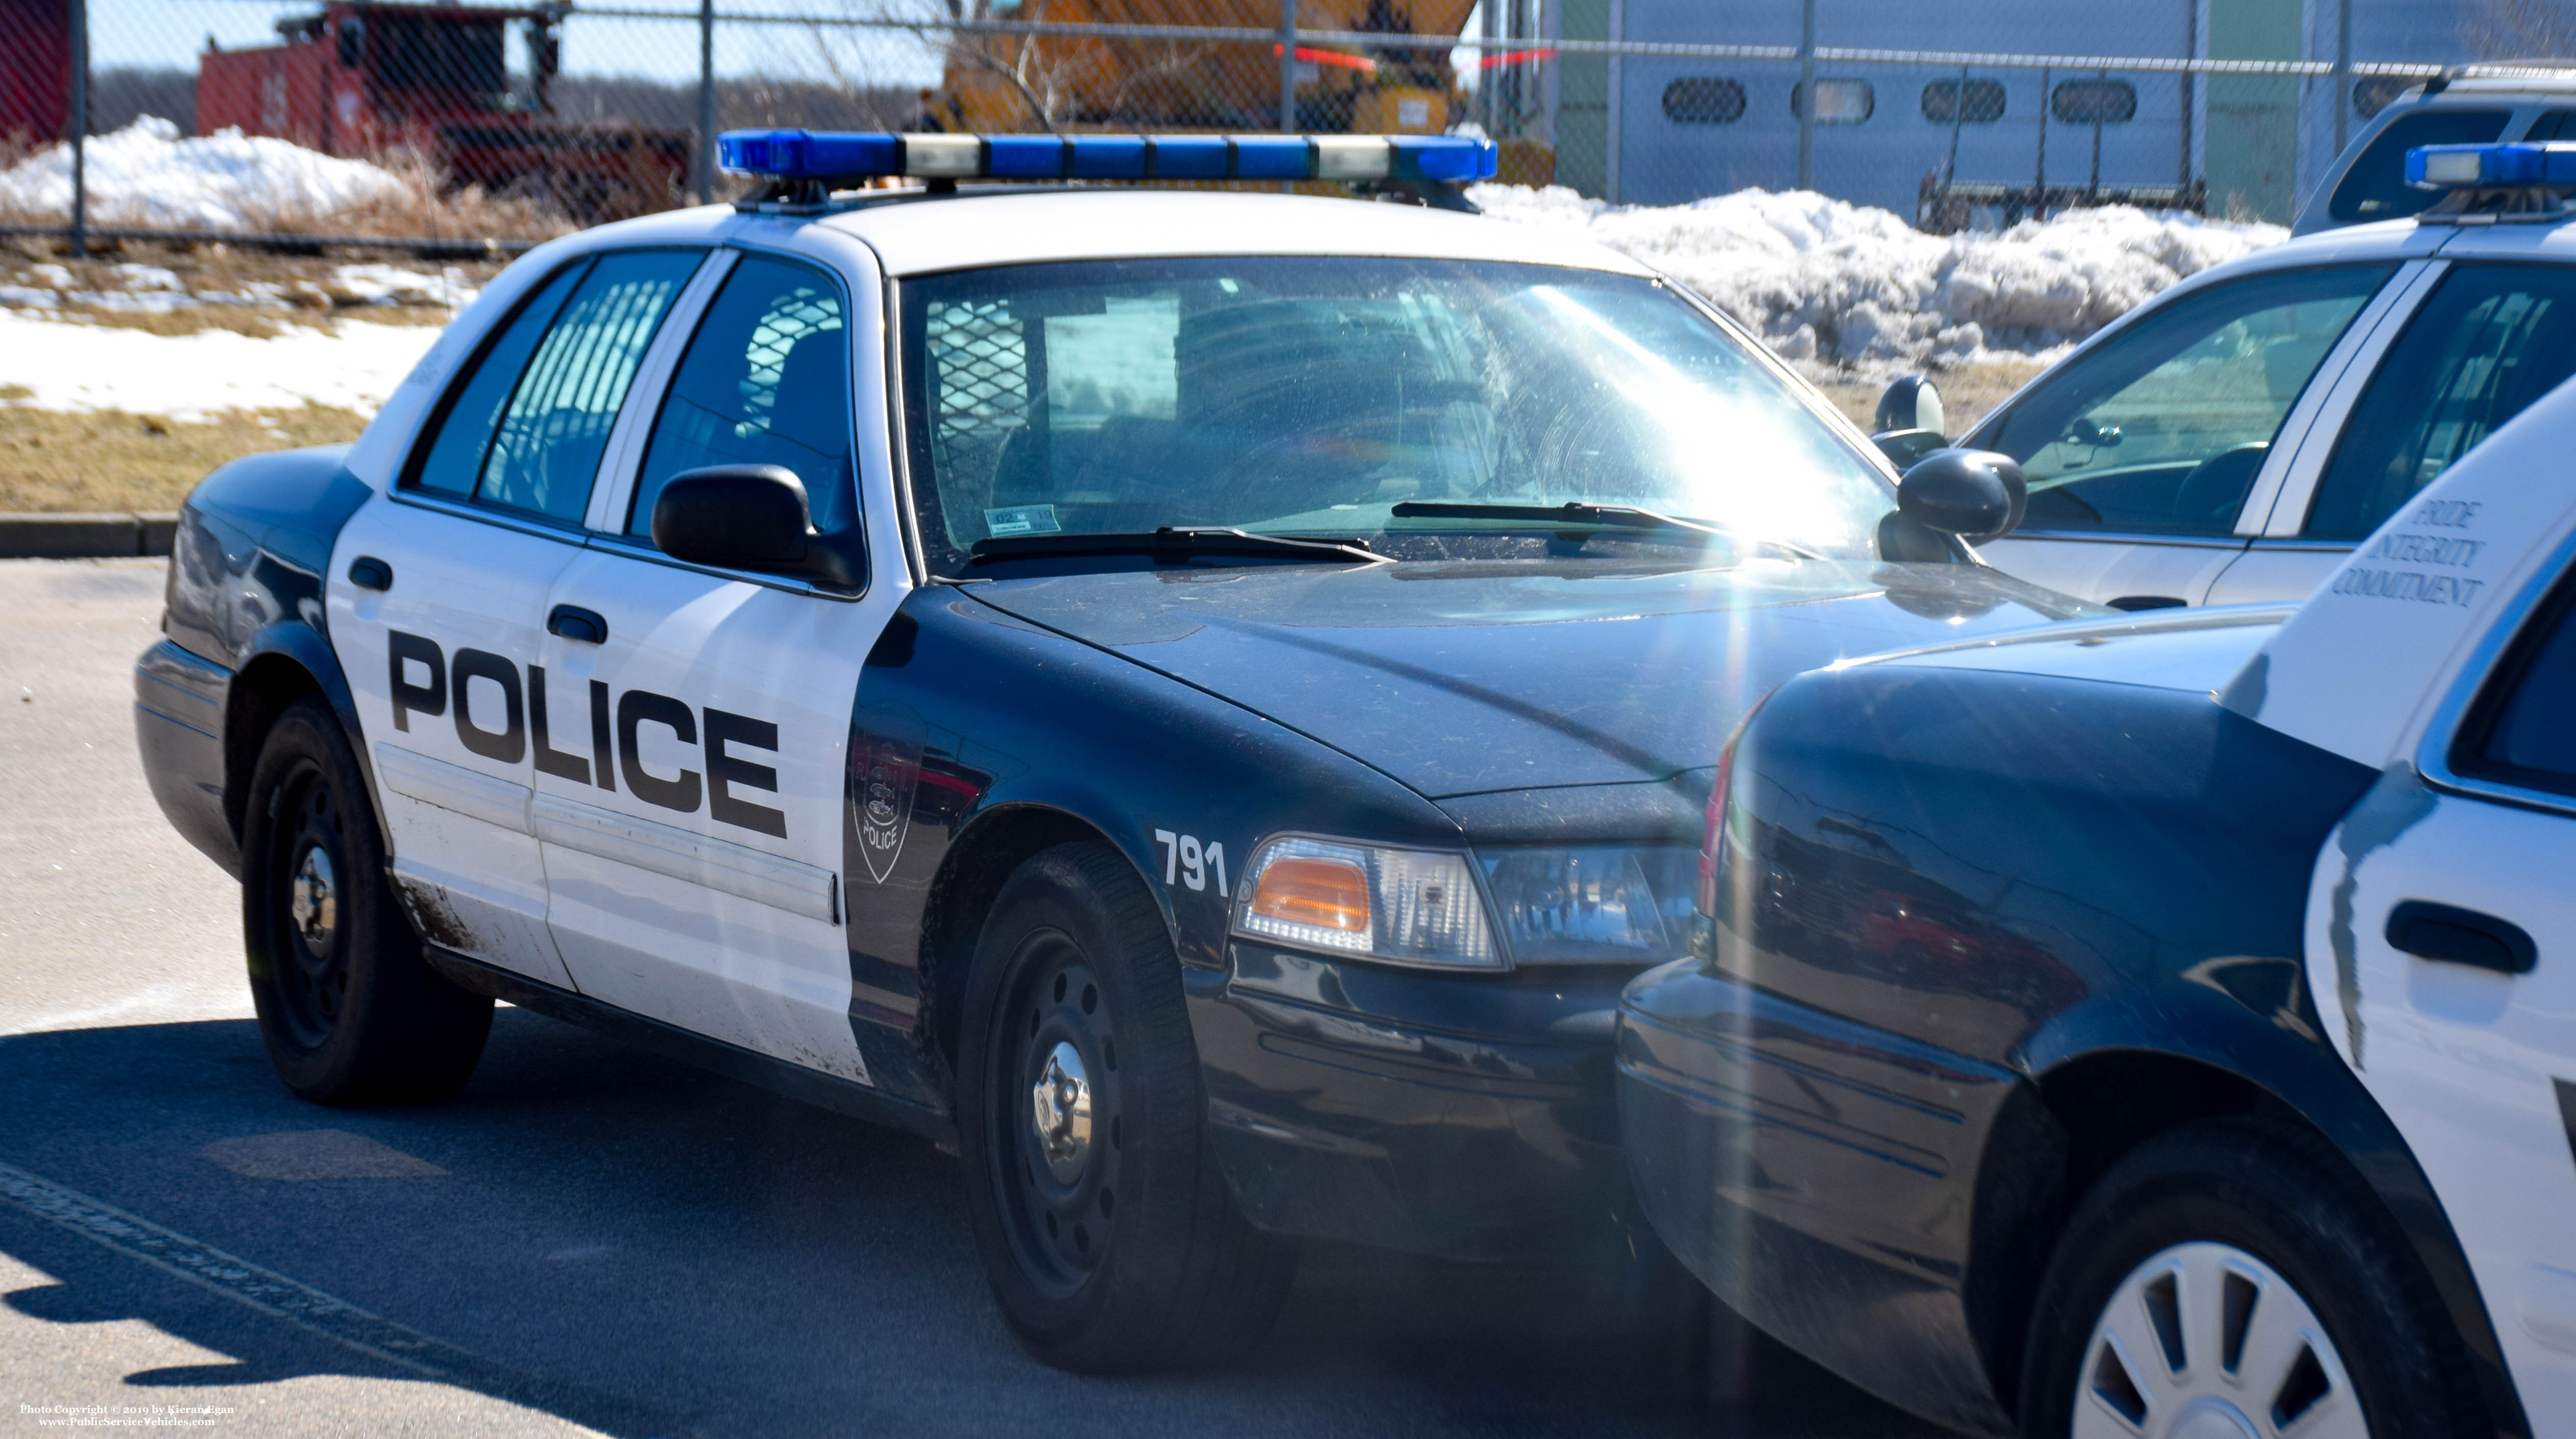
<box><xmin>1246</xmin><ymin>855</ymin><xmax>1373</xmax><ymax>935</ymax></box>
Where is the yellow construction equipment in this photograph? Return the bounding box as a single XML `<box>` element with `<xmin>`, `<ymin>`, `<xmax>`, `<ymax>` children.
<box><xmin>925</xmin><ymin>0</ymin><xmax>1473</xmax><ymax>137</ymax></box>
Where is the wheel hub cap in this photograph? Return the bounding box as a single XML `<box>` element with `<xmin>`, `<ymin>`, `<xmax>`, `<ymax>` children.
<box><xmin>1030</xmin><ymin>1041</ymin><xmax>1092</xmax><ymax>1185</ymax></box>
<box><xmin>2168</xmin><ymin>1399</ymin><xmax>2261</xmax><ymax>1439</ymax></box>
<box><xmin>289</xmin><ymin>846</ymin><xmax>337</xmax><ymax>950</ymax></box>
<box><xmin>2073</xmin><ymin>1241</ymin><xmax>2365</xmax><ymax>1438</ymax></box>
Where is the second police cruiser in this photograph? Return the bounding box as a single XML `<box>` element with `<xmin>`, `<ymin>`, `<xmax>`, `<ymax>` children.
<box><xmin>1619</xmin><ymin>143</ymin><xmax>2576</xmax><ymax>1439</ymax></box>
<box><xmin>130</xmin><ymin>127</ymin><xmax>2097</xmax><ymax>1370</ymax></box>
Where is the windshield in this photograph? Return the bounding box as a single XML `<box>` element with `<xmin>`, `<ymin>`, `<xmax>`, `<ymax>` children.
<box><xmin>896</xmin><ymin>257</ymin><xmax>1895</xmax><ymax>572</ymax></box>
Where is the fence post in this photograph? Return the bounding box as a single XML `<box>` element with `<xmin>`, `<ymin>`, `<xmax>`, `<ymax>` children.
<box><xmin>2089</xmin><ymin>67</ymin><xmax>2105</xmax><ymax>197</ymax></box>
<box><xmin>2332</xmin><ymin>0</ymin><xmax>2351</xmax><ymax>156</ymax></box>
<box><xmin>1278</xmin><ymin>0</ymin><xmax>1297</xmax><ymax>133</ymax></box>
<box><xmin>69</xmin><ymin>0</ymin><xmax>88</xmax><ymax>259</ymax></box>
<box><xmin>1794</xmin><ymin>0</ymin><xmax>1815</xmax><ymax>191</ymax></box>
<box><xmin>696</xmin><ymin>0</ymin><xmax>716</xmax><ymax>204</ymax></box>
<box><xmin>2179</xmin><ymin>0</ymin><xmax>2196</xmax><ymax>190</ymax></box>
<box><xmin>1604</xmin><ymin>0</ymin><xmax>1622</xmax><ymax>202</ymax></box>
<box><xmin>2034</xmin><ymin>64</ymin><xmax>2049</xmax><ymax>222</ymax></box>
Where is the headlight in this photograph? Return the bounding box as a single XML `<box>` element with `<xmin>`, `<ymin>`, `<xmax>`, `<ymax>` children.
<box><xmin>1230</xmin><ymin>837</ymin><xmax>1699</xmax><ymax>969</ymax></box>
<box><xmin>1478</xmin><ymin>846</ymin><xmax>1699</xmax><ymax>964</ymax></box>
<box><xmin>1233</xmin><ymin>836</ymin><xmax>1500</xmax><ymax>970</ymax></box>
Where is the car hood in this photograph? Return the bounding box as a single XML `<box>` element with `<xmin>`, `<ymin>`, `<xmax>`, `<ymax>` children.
<box><xmin>965</xmin><ymin>557</ymin><xmax>2102</xmax><ymax>800</ymax></box>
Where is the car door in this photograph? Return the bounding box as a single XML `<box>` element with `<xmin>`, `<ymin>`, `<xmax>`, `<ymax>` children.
<box><xmin>531</xmin><ymin>247</ymin><xmax>901</xmax><ymax>1084</ymax></box>
<box><xmin>2317</xmin><ymin>551</ymin><xmax>2576</xmax><ymax>1429</ymax></box>
<box><xmin>1969</xmin><ymin>262</ymin><xmax>2403</xmax><ymax>608</ymax></box>
<box><xmin>330</xmin><ymin>247</ymin><xmax>707</xmax><ymax>987</ymax></box>
<box><xmin>2213</xmin><ymin>260</ymin><xmax>2576</xmax><ymax>604</ymax></box>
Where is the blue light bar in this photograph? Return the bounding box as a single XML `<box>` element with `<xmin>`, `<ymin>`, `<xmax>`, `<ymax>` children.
<box><xmin>2407</xmin><ymin>141</ymin><xmax>2576</xmax><ymax>189</ymax></box>
<box><xmin>716</xmin><ymin>130</ymin><xmax>1501</xmax><ymax>186</ymax></box>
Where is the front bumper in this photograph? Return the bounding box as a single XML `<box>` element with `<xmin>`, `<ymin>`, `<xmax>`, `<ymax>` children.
<box><xmin>1614</xmin><ymin>956</ymin><xmax>2021</xmax><ymax>1437</ymax></box>
<box><xmin>134</xmin><ymin>640</ymin><xmax>238</xmax><ymax>877</ymax></box>
<box><xmin>1188</xmin><ymin>940</ymin><xmax>1647</xmax><ymax>1261</ymax></box>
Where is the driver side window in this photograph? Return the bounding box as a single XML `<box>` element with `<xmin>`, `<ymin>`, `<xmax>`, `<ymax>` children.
<box><xmin>1990</xmin><ymin>264</ymin><xmax>2392</xmax><ymax>536</ymax></box>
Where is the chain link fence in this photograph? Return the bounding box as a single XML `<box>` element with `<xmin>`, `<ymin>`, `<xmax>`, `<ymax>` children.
<box><xmin>0</xmin><ymin>0</ymin><xmax>2551</xmax><ymax>253</ymax></box>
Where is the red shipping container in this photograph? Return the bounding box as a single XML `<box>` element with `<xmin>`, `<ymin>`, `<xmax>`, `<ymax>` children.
<box><xmin>0</xmin><ymin>0</ymin><xmax>72</xmax><ymax>147</ymax></box>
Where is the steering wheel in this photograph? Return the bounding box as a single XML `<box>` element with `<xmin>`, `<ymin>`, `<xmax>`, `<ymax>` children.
<box><xmin>2174</xmin><ymin>442</ymin><xmax>2268</xmax><ymax>526</ymax></box>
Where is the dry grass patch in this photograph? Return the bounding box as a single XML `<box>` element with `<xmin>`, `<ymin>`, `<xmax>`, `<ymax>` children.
<box><xmin>1810</xmin><ymin>357</ymin><xmax>2049</xmax><ymax>438</ymax></box>
<box><xmin>3</xmin><ymin>239</ymin><xmax>504</xmax><ymax>338</ymax></box>
<box><xmin>0</xmin><ymin>404</ymin><xmax>369</xmax><ymax>512</ymax></box>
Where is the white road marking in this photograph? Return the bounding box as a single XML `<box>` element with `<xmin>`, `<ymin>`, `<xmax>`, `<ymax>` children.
<box><xmin>0</xmin><ymin>982</ymin><xmax>249</xmax><ymax>1039</ymax></box>
<box><xmin>0</xmin><ymin>1158</ymin><xmax>448</xmax><ymax>1376</ymax></box>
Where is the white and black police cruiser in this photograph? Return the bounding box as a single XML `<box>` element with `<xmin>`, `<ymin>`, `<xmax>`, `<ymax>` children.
<box><xmin>1866</xmin><ymin>99</ymin><xmax>2576</xmax><ymax>613</ymax></box>
<box><xmin>1618</xmin><ymin>135</ymin><xmax>2576</xmax><ymax>1439</ymax></box>
<box><xmin>130</xmin><ymin>127</ymin><xmax>2098</xmax><ymax>1372</ymax></box>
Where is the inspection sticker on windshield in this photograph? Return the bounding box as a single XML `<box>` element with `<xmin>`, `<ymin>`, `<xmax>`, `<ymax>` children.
<box><xmin>985</xmin><ymin>504</ymin><xmax>1061</xmax><ymax>538</ymax></box>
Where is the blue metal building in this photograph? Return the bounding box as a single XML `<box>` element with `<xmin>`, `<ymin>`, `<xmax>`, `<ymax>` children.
<box><xmin>1537</xmin><ymin>0</ymin><xmax>2497</xmax><ymax>223</ymax></box>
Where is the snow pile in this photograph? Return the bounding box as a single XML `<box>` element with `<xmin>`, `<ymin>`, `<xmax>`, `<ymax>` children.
<box><xmin>0</xmin><ymin>117</ymin><xmax>412</xmax><ymax>230</ymax></box>
<box><xmin>0</xmin><ymin>310</ymin><xmax>441</xmax><ymax>419</ymax></box>
<box><xmin>1470</xmin><ymin>183</ymin><xmax>2289</xmax><ymax>371</ymax></box>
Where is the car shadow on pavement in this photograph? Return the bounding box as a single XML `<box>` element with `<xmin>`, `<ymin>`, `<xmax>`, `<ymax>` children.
<box><xmin>0</xmin><ymin>1009</ymin><xmax>1939</xmax><ymax>1438</ymax></box>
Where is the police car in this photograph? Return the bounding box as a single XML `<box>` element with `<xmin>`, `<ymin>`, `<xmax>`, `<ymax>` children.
<box><xmin>1618</xmin><ymin>136</ymin><xmax>2576</xmax><ymax>1439</ymax></box>
<box><xmin>1867</xmin><ymin>114</ymin><xmax>2576</xmax><ymax>613</ymax></box>
<box><xmin>130</xmin><ymin>128</ymin><xmax>2098</xmax><ymax>1373</ymax></box>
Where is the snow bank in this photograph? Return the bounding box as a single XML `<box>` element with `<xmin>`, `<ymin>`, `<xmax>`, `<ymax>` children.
<box><xmin>0</xmin><ymin>309</ymin><xmax>439</xmax><ymax>420</ymax></box>
<box><xmin>1470</xmin><ymin>183</ymin><xmax>2288</xmax><ymax>371</ymax></box>
<box><xmin>0</xmin><ymin>117</ymin><xmax>412</xmax><ymax>230</ymax></box>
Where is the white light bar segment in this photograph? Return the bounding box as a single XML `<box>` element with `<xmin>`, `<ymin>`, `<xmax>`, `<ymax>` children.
<box><xmin>1311</xmin><ymin>136</ymin><xmax>1393</xmax><ymax>181</ymax></box>
<box><xmin>2425</xmin><ymin>150</ymin><xmax>2485</xmax><ymax>185</ymax></box>
<box><xmin>902</xmin><ymin>134</ymin><xmax>984</xmax><ymax>178</ymax></box>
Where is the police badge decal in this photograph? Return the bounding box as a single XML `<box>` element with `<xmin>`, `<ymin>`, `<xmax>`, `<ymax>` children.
<box><xmin>848</xmin><ymin>705</ymin><xmax>925</xmax><ymax>884</ymax></box>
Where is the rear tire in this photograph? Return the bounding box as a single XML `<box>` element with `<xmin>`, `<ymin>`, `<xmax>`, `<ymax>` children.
<box><xmin>2019</xmin><ymin>1118</ymin><xmax>2487</xmax><ymax>1439</ymax></box>
<box><xmin>957</xmin><ymin>841</ymin><xmax>1300</xmax><ymax>1372</ymax></box>
<box><xmin>241</xmin><ymin>696</ymin><xmax>493</xmax><ymax>1105</ymax></box>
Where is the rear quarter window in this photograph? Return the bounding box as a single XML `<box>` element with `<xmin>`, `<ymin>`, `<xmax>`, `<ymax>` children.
<box><xmin>2328</xmin><ymin>108</ymin><xmax>2511</xmax><ymax>224</ymax></box>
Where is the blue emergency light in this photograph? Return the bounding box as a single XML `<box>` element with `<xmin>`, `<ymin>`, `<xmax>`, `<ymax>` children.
<box><xmin>716</xmin><ymin>129</ymin><xmax>1501</xmax><ymax>187</ymax></box>
<box><xmin>2407</xmin><ymin>141</ymin><xmax>2576</xmax><ymax>189</ymax></box>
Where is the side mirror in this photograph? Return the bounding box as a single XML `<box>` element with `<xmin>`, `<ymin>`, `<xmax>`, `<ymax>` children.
<box><xmin>1897</xmin><ymin>449</ymin><xmax>2025</xmax><ymax>544</ymax></box>
<box><xmin>651</xmin><ymin>465</ymin><xmax>862</xmax><ymax>590</ymax></box>
<box><xmin>1874</xmin><ymin>374</ymin><xmax>1946</xmax><ymax>438</ymax></box>
<box><xmin>1872</xmin><ymin>427</ymin><xmax>1948</xmax><ymax>472</ymax></box>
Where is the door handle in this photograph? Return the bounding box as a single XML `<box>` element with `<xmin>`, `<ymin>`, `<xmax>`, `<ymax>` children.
<box><xmin>547</xmin><ymin>604</ymin><xmax>609</xmax><ymax>645</ymax></box>
<box><xmin>347</xmin><ymin>555</ymin><xmax>393</xmax><ymax>591</ymax></box>
<box><xmin>2386</xmin><ymin>900</ymin><xmax>2537</xmax><ymax>975</ymax></box>
<box><xmin>2106</xmin><ymin>595</ymin><xmax>2188</xmax><ymax>612</ymax></box>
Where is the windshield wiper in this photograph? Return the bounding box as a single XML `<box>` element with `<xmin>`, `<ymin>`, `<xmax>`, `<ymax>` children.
<box><xmin>969</xmin><ymin>527</ymin><xmax>1387</xmax><ymax>568</ymax></box>
<box><xmin>1388</xmin><ymin>501</ymin><xmax>1821</xmax><ymax>559</ymax></box>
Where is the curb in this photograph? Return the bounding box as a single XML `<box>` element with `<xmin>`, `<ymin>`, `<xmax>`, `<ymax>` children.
<box><xmin>0</xmin><ymin>513</ymin><xmax>182</xmax><ymax>559</ymax></box>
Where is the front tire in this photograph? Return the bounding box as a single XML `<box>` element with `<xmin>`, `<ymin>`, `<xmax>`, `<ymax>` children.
<box><xmin>956</xmin><ymin>841</ymin><xmax>1299</xmax><ymax>1372</ymax></box>
<box><xmin>2019</xmin><ymin>1118</ymin><xmax>2486</xmax><ymax>1439</ymax></box>
<box><xmin>241</xmin><ymin>695</ymin><xmax>493</xmax><ymax>1105</ymax></box>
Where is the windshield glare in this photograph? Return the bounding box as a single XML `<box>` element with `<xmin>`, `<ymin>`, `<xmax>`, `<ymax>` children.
<box><xmin>897</xmin><ymin>257</ymin><xmax>1895</xmax><ymax>570</ymax></box>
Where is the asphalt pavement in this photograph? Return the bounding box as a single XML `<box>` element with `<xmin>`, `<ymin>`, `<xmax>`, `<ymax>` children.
<box><xmin>0</xmin><ymin>557</ymin><xmax>1941</xmax><ymax>1439</ymax></box>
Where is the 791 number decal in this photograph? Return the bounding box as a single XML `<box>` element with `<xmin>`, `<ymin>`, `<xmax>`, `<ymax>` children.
<box><xmin>1153</xmin><ymin>830</ymin><xmax>1229</xmax><ymax>897</ymax></box>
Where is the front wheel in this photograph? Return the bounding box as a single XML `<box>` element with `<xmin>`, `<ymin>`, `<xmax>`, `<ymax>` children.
<box><xmin>2019</xmin><ymin>1118</ymin><xmax>2488</xmax><ymax>1439</ymax></box>
<box><xmin>956</xmin><ymin>841</ymin><xmax>1299</xmax><ymax>1372</ymax></box>
<box><xmin>241</xmin><ymin>696</ymin><xmax>493</xmax><ymax>1105</ymax></box>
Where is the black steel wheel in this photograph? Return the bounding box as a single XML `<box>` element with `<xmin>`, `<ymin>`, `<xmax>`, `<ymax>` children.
<box><xmin>263</xmin><ymin>754</ymin><xmax>352</xmax><ymax>1051</ymax></box>
<box><xmin>241</xmin><ymin>695</ymin><xmax>493</xmax><ymax>1105</ymax></box>
<box><xmin>991</xmin><ymin>936</ymin><xmax>1122</xmax><ymax>1297</ymax></box>
<box><xmin>956</xmin><ymin>840</ymin><xmax>1299</xmax><ymax>1373</ymax></box>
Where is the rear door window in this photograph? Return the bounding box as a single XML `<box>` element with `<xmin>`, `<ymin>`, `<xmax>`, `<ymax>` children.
<box><xmin>2524</xmin><ymin>109</ymin><xmax>2576</xmax><ymax>142</ymax></box>
<box><xmin>2460</xmin><ymin>564</ymin><xmax>2576</xmax><ymax>796</ymax></box>
<box><xmin>408</xmin><ymin>249</ymin><xmax>703</xmax><ymax>524</ymax></box>
<box><xmin>631</xmin><ymin>254</ymin><xmax>855</xmax><ymax>540</ymax></box>
<box><xmin>2305</xmin><ymin>264</ymin><xmax>2576</xmax><ymax>540</ymax></box>
<box><xmin>1987</xmin><ymin>264</ymin><xmax>2392</xmax><ymax>535</ymax></box>
<box><xmin>2327</xmin><ymin>109</ymin><xmax>2511</xmax><ymax>224</ymax></box>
